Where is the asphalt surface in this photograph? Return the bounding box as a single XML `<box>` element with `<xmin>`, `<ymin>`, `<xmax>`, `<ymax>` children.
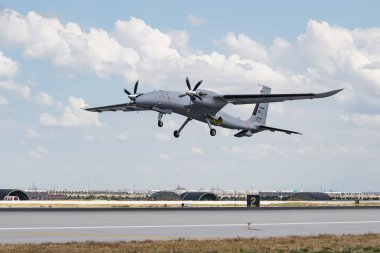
<box><xmin>0</xmin><ymin>207</ymin><xmax>379</xmax><ymax>243</ymax></box>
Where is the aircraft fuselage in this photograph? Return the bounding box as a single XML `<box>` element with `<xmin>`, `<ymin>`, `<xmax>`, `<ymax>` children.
<box><xmin>135</xmin><ymin>89</ymin><xmax>253</xmax><ymax>130</ymax></box>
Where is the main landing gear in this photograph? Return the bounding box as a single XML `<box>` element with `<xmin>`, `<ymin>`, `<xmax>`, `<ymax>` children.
<box><xmin>158</xmin><ymin>113</ymin><xmax>164</xmax><ymax>127</ymax></box>
<box><xmin>205</xmin><ymin>117</ymin><xmax>216</xmax><ymax>136</ymax></box>
<box><xmin>173</xmin><ymin>118</ymin><xmax>192</xmax><ymax>138</ymax></box>
<box><xmin>173</xmin><ymin>116</ymin><xmax>217</xmax><ymax>138</ymax></box>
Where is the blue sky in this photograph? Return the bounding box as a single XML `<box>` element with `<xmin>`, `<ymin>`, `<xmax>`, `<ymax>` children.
<box><xmin>0</xmin><ymin>1</ymin><xmax>380</xmax><ymax>191</ymax></box>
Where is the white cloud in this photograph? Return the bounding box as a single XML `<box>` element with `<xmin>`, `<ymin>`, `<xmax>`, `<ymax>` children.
<box><xmin>351</xmin><ymin>113</ymin><xmax>380</xmax><ymax>127</ymax></box>
<box><xmin>340</xmin><ymin>115</ymin><xmax>350</xmax><ymax>123</ymax></box>
<box><xmin>219</xmin><ymin>128</ymin><xmax>232</xmax><ymax>137</ymax></box>
<box><xmin>35</xmin><ymin>92</ymin><xmax>54</xmax><ymax>106</ymax></box>
<box><xmin>164</xmin><ymin>120</ymin><xmax>178</xmax><ymax>130</ymax></box>
<box><xmin>293</xmin><ymin>147</ymin><xmax>313</xmax><ymax>155</ymax></box>
<box><xmin>84</xmin><ymin>134</ymin><xmax>95</xmax><ymax>141</ymax></box>
<box><xmin>0</xmin><ymin>9</ymin><xmax>286</xmax><ymax>89</ymax></box>
<box><xmin>159</xmin><ymin>154</ymin><xmax>170</xmax><ymax>160</ymax></box>
<box><xmin>155</xmin><ymin>133</ymin><xmax>170</xmax><ymax>141</ymax></box>
<box><xmin>270</xmin><ymin>103</ymin><xmax>285</xmax><ymax>115</ymax></box>
<box><xmin>167</xmin><ymin>30</ymin><xmax>191</xmax><ymax>55</ymax></box>
<box><xmin>222</xmin><ymin>143</ymin><xmax>274</xmax><ymax>159</ymax></box>
<box><xmin>187</xmin><ymin>14</ymin><xmax>207</xmax><ymax>25</ymax></box>
<box><xmin>222</xmin><ymin>146</ymin><xmax>245</xmax><ymax>154</ymax></box>
<box><xmin>217</xmin><ymin>19</ymin><xmax>380</xmax><ymax>98</ymax></box>
<box><xmin>339</xmin><ymin>113</ymin><xmax>380</xmax><ymax>128</ymax></box>
<box><xmin>39</xmin><ymin>96</ymin><xmax>101</xmax><ymax>127</ymax></box>
<box><xmin>255</xmin><ymin>143</ymin><xmax>271</xmax><ymax>157</ymax></box>
<box><xmin>24</xmin><ymin>128</ymin><xmax>39</xmax><ymax>138</ymax></box>
<box><xmin>294</xmin><ymin>148</ymin><xmax>307</xmax><ymax>155</ymax></box>
<box><xmin>320</xmin><ymin>144</ymin><xmax>368</xmax><ymax>157</ymax></box>
<box><xmin>0</xmin><ymin>9</ymin><xmax>139</xmax><ymax>80</ymax></box>
<box><xmin>221</xmin><ymin>32</ymin><xmax>268</xmax><ymax>63</ymax></box>
<box><xmin>0</xmin><ymin>94</ymin><xmax>8</xmax><ymax>105</ymax></box>
<box><xmin>29</xmin><ymin>147</ymin><xmax>47</xmax><ymax>159</ymax></box>
<box><xmin>0</xmin><ymin>80</ymin><xmax>30</xmax><ymax>100</ymax></box>
<box><xmin>114</xmin><ymin>17</ymin><xmax>177</xmax><ymax>60</ymax></box>
<box><xmin>114</xmin><ymin>131</ymin><xmax>129</xmax><ymax>141</ymax></box>
<box><xmin>24</xmin><ymin>128</ymin><xmax>55</xmax><ymax>138</ymax></box>
<box><xmin>0</xmin><ymin>51</ymin><xmax>18</xmax><ymax>78</ymax></box>
<box><xmin>190</xmin><ymin>146</ymin><xmax>203</xmax><ymax>155</ymax></box>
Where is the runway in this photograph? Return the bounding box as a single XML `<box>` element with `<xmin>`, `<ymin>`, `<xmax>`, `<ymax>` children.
<box><xmin>0</xmin><ymin>207</ymin><xmax>379</xmax><ymax>243</ymax></box>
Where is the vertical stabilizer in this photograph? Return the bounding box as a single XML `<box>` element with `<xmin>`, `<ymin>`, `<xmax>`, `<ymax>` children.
<box><xmin>248</xmin><ymin>86</ymin><xmax>271</xmax><ymax>125</ymax></box>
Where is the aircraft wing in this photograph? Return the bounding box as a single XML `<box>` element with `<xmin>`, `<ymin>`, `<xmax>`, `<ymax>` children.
<box><xmin>219</xmin><ymin>89</ymin><xmax>343</xmax><ymax>105</ymax></box>
<box><xmin>83</xmin><ymin>103</ymin><xmax>149</xmax><ymax>113</ymax></box>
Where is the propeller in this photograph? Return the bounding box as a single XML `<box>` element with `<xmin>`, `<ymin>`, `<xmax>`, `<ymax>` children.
<box><xmin>124</xmin><ymin>80</ymin><xmax>143</xmax><ymax>102</ymax></box>
<box><xmin>179</xmin><ymin>77</ymin><xmax>203</xmax><ymax>101</ymax></box>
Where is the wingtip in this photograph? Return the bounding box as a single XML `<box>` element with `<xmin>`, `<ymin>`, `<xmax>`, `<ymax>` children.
<box><xmin>329</xmin><ymin>88</ymin><xmax>344</xmax><ymax>96</ymax></box>
<box><xmin>81</xmin><ymin>107</ymin><xmax>91</xmax><ymax>111</ymax></box>
<box><xmin>317</xmin><ymin>88</ymin><xmax>344</xmax><ymax>98</ymax></box>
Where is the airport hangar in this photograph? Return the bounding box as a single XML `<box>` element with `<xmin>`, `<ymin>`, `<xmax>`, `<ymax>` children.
<box><xmin>0</xmin><ymin>189</ymin><xmax>29</xmax><ymax>200</ymax></box>
<box><xmin>0</xmin><ymin>189</ymin><xmax>333</xmax><ymax>202</ymax></box>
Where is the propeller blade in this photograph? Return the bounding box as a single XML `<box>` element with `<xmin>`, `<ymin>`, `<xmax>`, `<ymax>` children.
<box><xmin>179</xmin><ymin>94</ymin><xmax>187</xmax><ymax>97</ymax></box>
<box><xmin>186</xmin><ymin>77</ymin><xmax>191</xmax><ymax>90</ymax></box>
<box><xmin>194</xmin><ymin>94</ymin><xmax>203</xmax><ymax>101</ymax></box>
<box><xmin>193</xmin><ymin>80</ymin><xmax>203</xmax><ymax>91</ymax></box>
<box><xmin>124</xmin><ymin>88</ymin><xmax>131</xmax><ymax>95</ymax></box>
<box><xmin>134</xmin><ymin>80</ymin><xmax>139</xmax><ymax>94</ymax></box>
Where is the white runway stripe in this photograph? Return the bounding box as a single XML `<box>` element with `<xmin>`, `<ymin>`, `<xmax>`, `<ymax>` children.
<box><xmin>0</xmin><ymin>220</ymin><xmax>380</xmax><ymax>231</ymax></box>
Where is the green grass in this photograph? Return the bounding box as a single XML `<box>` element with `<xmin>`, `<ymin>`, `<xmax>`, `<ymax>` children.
<box><xmin>1</xmin><ymin>234</ymin><xmax>379</xmax><ymax>253</ymax></box>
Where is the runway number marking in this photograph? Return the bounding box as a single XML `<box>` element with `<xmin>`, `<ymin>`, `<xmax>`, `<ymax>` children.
<box><xmin>0</xmin><ymin>220</ymin><xmax>380</xmax><ymax>231</ymax></box>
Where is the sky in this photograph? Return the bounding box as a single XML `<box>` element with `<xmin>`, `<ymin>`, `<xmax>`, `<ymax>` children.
<box><xmin>0</xmin><ymin>1</ymin><xmax>380</xmax><ymax>192</ymax></box>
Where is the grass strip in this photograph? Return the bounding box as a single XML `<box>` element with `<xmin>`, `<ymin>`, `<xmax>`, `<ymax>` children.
<box><xmin>1</xmin><ymin>234</ymin><xmax>380</xmax><ymax>252</ymax></box>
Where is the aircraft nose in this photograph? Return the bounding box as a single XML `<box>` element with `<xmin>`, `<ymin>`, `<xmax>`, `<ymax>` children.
<box><xmin>135</xmin><ymin>93</ymin><xmax>151</xmax><ymax>105</ymax></box>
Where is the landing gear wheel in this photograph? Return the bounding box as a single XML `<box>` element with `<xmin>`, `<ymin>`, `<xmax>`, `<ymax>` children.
<box><xmin>158</xmin><ymin>121</ymin><xmax>163</xmax><ymax>127</ymax></box>
<box><xmin>210</xmin><ymin>128</ymin><xmax>216</xmax><ymax>136</ymax></box>
<box><xmin>173</xmin><ymin>130</ymin><xmax>180</xmax><ymax>138</ymax></box>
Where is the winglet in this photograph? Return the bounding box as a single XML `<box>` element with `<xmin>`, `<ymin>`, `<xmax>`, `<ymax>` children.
<box><xmin>315</xmin><ymin>89</ymin><xmax>344</xmax><ymax>98</ymax></box>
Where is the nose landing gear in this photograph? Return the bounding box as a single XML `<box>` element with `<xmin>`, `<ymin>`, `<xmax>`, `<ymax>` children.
<box><xmin>158</xmin><ymin>113</ymin><xmax>164</xmax><ymax>127</ymax></box>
